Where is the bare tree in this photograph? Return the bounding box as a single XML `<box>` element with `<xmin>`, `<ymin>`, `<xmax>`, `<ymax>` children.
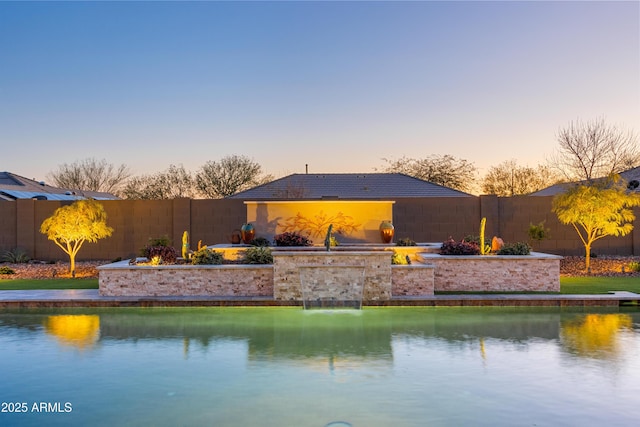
<box><xmin>47</xmin><ymin>158</ymin><xmax>131</xmax><ymax>195</ymax></box>
<box><xmin>380</xmin><ymin>154</ymin><xmax>477</xmax><ymax>193</ymax></box>
<box><xmin>196</xmin><ymin>155</ymin><xmax>272</xmax><ymax>198</ymax></box>
<box><xmin>121</xmin><ymin>164</ymin><xmax>197</xmax><ymax>200</ymax></box>
<box><xmin>549</xmin><ymin>117</ymin><xmax>640</xmax><ymax>181</ymax></box>
<box><xmin>482</xmin><ymin>160</ymin><xmax>561</xmax><ymax>196</ymax></box>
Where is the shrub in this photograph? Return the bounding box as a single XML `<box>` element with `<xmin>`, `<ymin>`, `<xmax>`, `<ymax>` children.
<box><xmin>627</xmin><ymin>261</ymin><xmax>640</xmax><ymax>272</ymax></box>
<box><xmin>463</xmin><ymin>235</ymin><xmax>479</xmax><ymax>244</ymax></box>
<box><xmin>250</xmin><ymin>237</ymin><xmax>271</xmax><ymax>247</ymax></box>
<box><xmin>2</xmin><ymin>248</ymin><xmax>30</xmax><ymax>263</ymax></box>
<box><xmin>242</xmin><ymin>247</ymin><xmax>273</xmax><ymax>264</ymax></box>
<box><xmin>439</xmin><ymin>238</ymin><xmax>480</xmax><ymax>255</ymax></box>
<box><xmin>396</xmin><ymin>238</ymin><xmax>416</xmax><ymax>246</ymax></box>
<box><xmin>191</xmin><ymin>247</ymin><xmax>224</xmax><ymax>265</ymax></box>
<box><xmin>273</xmin><ymin>231</ymin><xmax>312</xmax><ymax>247</ymax></box>
<box><xmin>143</xmin><ymin>245</ymin><xmax>178</xmax><ymax>264</ymax></box>
<box><xmin>391</xmin><ymin>252</ymin><xmax>410</xmax><ymax>265</ymax></box>
<box><xmin>147</xmin><ymin>236</ymin><xmax>171</xmax><ymax>247</ymax></box>
<box><xmin>497</xmin><ymin>242</ymin><xmax>531</xmax><ymax>255</ymax></box>
<box><xmin>0</xmin><ymin>266</ymin><xmax>16</xmax><ymax>275</ymax></box>
<box><xmin>528</xmin><ymin>221</ymin><xmax>550</xmax><ymax>242</ymax></box>
<box><xmin>149</xmin><ymin>256</ymin><xmax>163</xmax><ymax>266</ymax></box>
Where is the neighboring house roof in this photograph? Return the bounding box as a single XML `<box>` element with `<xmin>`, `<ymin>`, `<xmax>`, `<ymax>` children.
<box><xmin>0</xmin><ymin>171</ymin><xmax>119</xmax><ymax>201</ymax></box>
<box><xmin>228</xmin><ymin>173</ymin><xmax>474</xmax><ymax>200</ymax></box>
<box><xmin>530</xmin><ymin>166</ymin><xmax>640</xmax><ymax>196</ymax></box>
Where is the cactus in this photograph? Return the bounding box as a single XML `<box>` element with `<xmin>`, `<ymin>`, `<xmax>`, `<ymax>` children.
<box><xmin>479</xmin><ymin>217</ymin><xmax>488</xmax><ymax>255</ymax></box>
<box><xmin>324</xmin><ymin>224</ymin><xmax>333</xmax><ymax>251</ymax></box>
<box><xmin>181</xmin><ymin>231</ymin><xmax>190</xmax><ymax>259</ymax></box>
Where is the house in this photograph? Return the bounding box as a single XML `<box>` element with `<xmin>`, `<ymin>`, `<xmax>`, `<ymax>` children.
<box><xmin>0</xmin><ymin>171</ymin><xmax>119</xmax><ymax>201</ymax></box>
<box><xmin>228</xmin><ymin>173</ymin><xmax>474</xmax><ymax>200</ymax></box>
<box><xmin>530</xmin><ymin>166</ymin><xmax>640</xmax><ymax>196</ymax></box>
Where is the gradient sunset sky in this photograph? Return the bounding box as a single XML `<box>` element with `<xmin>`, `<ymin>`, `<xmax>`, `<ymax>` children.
<box><xmin>1</xmin><ymin>1</ymin><xmax>638</xmax><ymax>182</ymax></box>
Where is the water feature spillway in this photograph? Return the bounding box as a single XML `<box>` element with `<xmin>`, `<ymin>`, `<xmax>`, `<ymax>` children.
<box><xmin>298</xmin><ymin>265</ymin><xmax>366</xmax><ymax>309</ymax></box>
<box><xmin>272</xmin><ymin>250</ymin><xmax>392</xmax><ymax>303</ymax></box>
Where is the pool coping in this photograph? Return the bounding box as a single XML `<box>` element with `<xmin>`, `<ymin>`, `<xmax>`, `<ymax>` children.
<box><xmin>0</xmin><ymin>290</ymin><xmax>638</xmax><ymax>308</ymax></box>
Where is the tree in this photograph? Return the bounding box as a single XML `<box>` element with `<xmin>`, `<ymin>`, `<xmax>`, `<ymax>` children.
<box><xmin>196</xmin><ymin>155</ymin><xmax>272</xmax><ymax>198</ymax></box>
<box><xmin>552</xmin><ymin>175</ymin><xmax>640</xmax><ymax>272</ymax></box>
<box><xmin>482</xmin><ymin>160</ymin><xmax>561</xmax><ymax>196</ymax></box>
<box><xmin>40</xmin><ymin>200</ymin><xmax>114</xmax><ymax>277</ymax></box>
<box><xmin>550</xmin><ymin>117</ymin><xmax>640</xmax><ymax>181</ymax></box>
<box><xmin>47</xmin><ymin>158</ymin><xmax>132</xmax><ymax>196</ymax></box>
<box><xmin>121</xmin><ymin>164</ymin><xmax>197</xmax><ymax>199</ymax></box>
<box><xmin>380</xmin><ymin>154</ymin><xmax>477</xmax><ymax>193</ymax></box>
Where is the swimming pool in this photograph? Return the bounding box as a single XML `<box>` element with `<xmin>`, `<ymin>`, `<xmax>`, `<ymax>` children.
<box><xmin>1</xmin><ymin>307</ymin><xmax>639</xmax><ymax>426</ymax></box>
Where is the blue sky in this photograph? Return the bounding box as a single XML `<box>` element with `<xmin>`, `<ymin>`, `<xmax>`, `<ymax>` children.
<box><xmin>1</xmin><ymin>1</ymin><xmax>638</xmax><ymax>182</ymax></box>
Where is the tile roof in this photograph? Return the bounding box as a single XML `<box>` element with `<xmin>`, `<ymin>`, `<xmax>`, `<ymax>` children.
<box><xmin>530</xmin><ymin>166</ymin><xmax>640</xmax><ymax>196</ymax></box>
<box><xmin>228</xmin><ymin>173</ymin><xmax>473</xmax><ymax>199</ymax></box>
<box><xmin>0</xmin><ymin>171</ymin><xmax>119</xmax><ymax>201</ymax></box>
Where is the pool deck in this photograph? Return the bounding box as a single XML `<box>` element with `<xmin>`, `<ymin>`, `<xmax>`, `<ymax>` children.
<box><xmin>0</xmin><ymin>290</ymin><xmax>638</xmax><ymax>308</ymax></box>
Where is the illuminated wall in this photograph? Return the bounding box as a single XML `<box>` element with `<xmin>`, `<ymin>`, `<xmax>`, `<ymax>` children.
<box><xmin>244</xmin><ymin>201</ymin><xmax>395</xmax><ymax>244</ymax></box>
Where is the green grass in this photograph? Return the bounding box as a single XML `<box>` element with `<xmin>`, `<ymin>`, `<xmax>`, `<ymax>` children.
<box><xmin>559</xmin><ymin>276</ymin><xmax>640</xmax><ymax>294</ymax></box>
<box><xmin>434</xmin><ymin>277</ymin><xmax>640</xmax><ymax>295</ymax></box>
<box><xmin>0</xmin><ymin>278</ymin><xmax>98</xmax><ymax>290</ymax></box>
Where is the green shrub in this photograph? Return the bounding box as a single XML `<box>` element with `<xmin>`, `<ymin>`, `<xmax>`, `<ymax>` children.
<box><xmin>191</xmin><ymin>248</ymin><xmax>224</xmax><ymax>265</ymax></box>
<box><xmin>250</xmin><ymin>237</ymin><xmax>271</xmax><ymax>247</ymax></box>
<box><xmin>440</xmin><ymin>238</ymin><xmax>480</xmax><ymax>255</ymax></box>
<box><xmin>396</xmin><ymin>238</ymin><xmax>416</xmax><ymax>246</ymax></box>
<box><xmin>2</xmin><ymin>248</ymin><xmax>30</xmax><ymax>263</ymax></box>
<box><xmin>528</xmin><ymin>221</ymin><xmax>550</xmax><ymax>242</ymax></box>
<box><xmin>497</xmin><ymin>242</ymin><xmax>531</xmax><ymax>255</ymax></box>
<box><xmin>0</xmin><ymin>266</ymin><xmax>16</xmax><ymax>275</ymax></box>
<box><xmin>627</xmin><ymin>261</ymin><xmax>640</xmax><ymax>272</ymax></box>
<box><xmin>147</xmin><ymin>236</ymin><xmax>171</xmax><ymax>247</ymax></box>
<box><xmin>242</xmin><ymin>247</ymin><xmax>273</xmax><ymax>264</ymax></box>
<box><xmin>273</xmin><ymin>231</ymin><xmax>312</xmax><ymax>247</ymax></box>
<box><xmin>391</xmin><ymin>252</ymin><xmax>410</xmax><ymax>265</ymax></box>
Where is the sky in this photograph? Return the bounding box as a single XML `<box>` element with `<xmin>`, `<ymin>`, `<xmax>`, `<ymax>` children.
<box><xmin>1</xmin><ymin>0</ymin><xmax>639</xmax><ymax>183</ymax></box>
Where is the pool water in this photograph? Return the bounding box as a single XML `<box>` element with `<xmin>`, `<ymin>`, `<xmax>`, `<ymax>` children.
<box><xmin>1</xmin><ymin>307</ymin><xmax>639</xmax><ymax>427</ymax></box>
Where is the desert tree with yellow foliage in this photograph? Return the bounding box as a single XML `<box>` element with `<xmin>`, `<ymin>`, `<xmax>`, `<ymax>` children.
<box><xmin>552</xmin><ymin>175</ymin><xmax>640</xmax><ymax>272</ymax></box>
<box><xmin>40</xmin><ymin>200</ymin><xmax>113</xmax><ymax>277</ymax></box>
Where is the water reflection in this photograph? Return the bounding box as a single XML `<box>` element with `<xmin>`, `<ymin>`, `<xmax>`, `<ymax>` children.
<box><xmin>2</xmin><ymin>308</ymin><xmax>638</xmax><ymax>363</ymax></box>
<box><xmin>560</xmin><ymin>313</ymin><xmax>634</xmax><ymax>359</ymax></box>
<box><xmin>2</xmin><ymin>308</ymin><xmax>640</xmax><ymax>426</ymax></box>
<box><xmin>44</xmin><ymin>314</ymin><xmax>100</xmax><ymax>350</ymax></box>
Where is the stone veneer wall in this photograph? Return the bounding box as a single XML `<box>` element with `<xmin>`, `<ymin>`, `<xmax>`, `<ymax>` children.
<box><xmin>273</xmin><ymin>251</ymin><xmax>392</xmax><ymax>301</ymax></box>
<box><xmin>98</xmin><ymin>261</ymin><xmax>273</xmax><ymax>297</ymax></box>
<box><xmin>391</xmin><ymin>265</ymin><xmax>435</xmax><ymax>296</ymax></box>
<box><xmin>420</xmin><ymin>253</ymin><xmax>561</xmax><ymax>292</ymax></box>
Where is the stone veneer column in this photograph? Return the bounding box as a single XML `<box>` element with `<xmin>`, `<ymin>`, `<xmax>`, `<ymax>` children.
<box><xmin>272</xmin><ymin>251</ymin><xmax>392</xmax><ymax>301</ymax></box>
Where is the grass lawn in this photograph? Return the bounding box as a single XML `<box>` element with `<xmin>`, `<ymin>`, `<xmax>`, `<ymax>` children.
<box><xmin>559</xmin><ymin>276</ymin><xmax>640</xmax><ymax>294</ymax></box>
<box><xmin>0</xmin><ymin>276</ymin><xmax>639</xmax><ymax>295</ymax></box>
<box><xmin>0</xmin><ymin>278</ymin><xmax>98</xmax><ymax>290</ymax></box>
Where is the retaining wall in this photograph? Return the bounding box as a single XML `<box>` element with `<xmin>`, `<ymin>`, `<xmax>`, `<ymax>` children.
<box><xmin>420</xmin><ymin>253</ymin><xmax>561</xmax><ymax>292</ymax></box>
<box><xmin>98</xmin><ymin>262</ymin><xmax>273</xmax><ymax>297</ymax></box>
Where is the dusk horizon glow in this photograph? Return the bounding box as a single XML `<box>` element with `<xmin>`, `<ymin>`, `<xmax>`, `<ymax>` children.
<box><xmin>1</xmin><ymin>1</ymin><xmax>638</xmax><ymax>183</ymax></box>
